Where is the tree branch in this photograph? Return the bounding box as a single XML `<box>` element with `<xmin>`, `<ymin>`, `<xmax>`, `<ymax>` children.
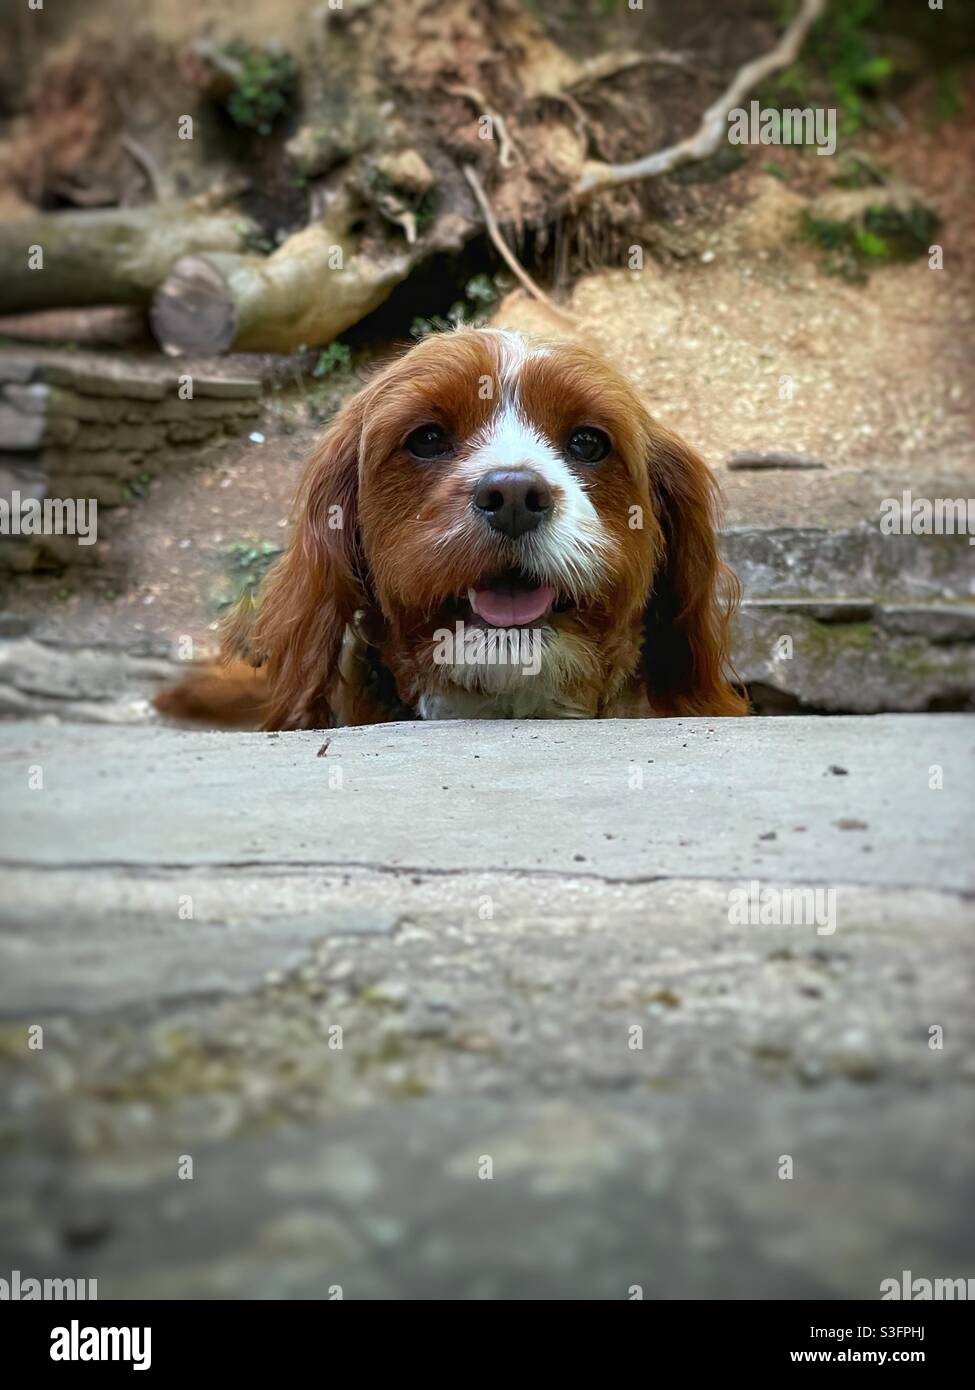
<box><xmin>574</xmin><ymin>0</ymin><xmax>825</xmax><ymax>197</ymax></box>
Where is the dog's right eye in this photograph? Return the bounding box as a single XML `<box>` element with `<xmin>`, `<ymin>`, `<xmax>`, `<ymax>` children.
<box><xmin>405</xmin><ymin>424</ymin><xmax>452</xmax><ymax>460</ymax></box>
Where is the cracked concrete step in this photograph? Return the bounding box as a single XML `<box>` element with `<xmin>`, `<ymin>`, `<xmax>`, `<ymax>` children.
<box><xmin>0</xmin><ymin>716</ymin><xmax>972</xmax><ymax>1299</ymax></box>
<box><xmin>1</xmin><ymin>716</ymin><xmax>971</xmax><ymax>887</ymax></box>
<box><xmin>2</xmin><ymin>863</ymin><xmax>971</xmax><ymax>1020</ymax></box>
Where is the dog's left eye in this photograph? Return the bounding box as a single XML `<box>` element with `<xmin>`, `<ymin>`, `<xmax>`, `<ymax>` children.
<box><xmin>566</xmin><ymin>427</ymin><xmax>611</xmax><ymax>464</ymax></box>
<box><xmin>406</xmin><ymin>423</ymin><xmax>452</xmax><ymax>460</ymax></box>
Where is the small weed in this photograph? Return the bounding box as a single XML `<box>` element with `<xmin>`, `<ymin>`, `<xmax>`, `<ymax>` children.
<box><xmin>803</xmin><ymin>199</ymin><xmax>938</xmax><ymax>280</ymax></box>
<box><xmin>219</xmin><ymin>43</ymin><xmax>296</xmax><ymax>136</ymax></box>
<box><xmin>312</xmin><ymin>342</ymin><xmax>353</xmax><ymax>379</ymax></box>
<box><xmin>410</xmin><ymin>272</ymin><xmax>506</xmax><ymax>339</ymax></box>
<box><xmin>218</xmin><ymin>539</ymin><xmax>284</xmax><ymax>610</ymax></box>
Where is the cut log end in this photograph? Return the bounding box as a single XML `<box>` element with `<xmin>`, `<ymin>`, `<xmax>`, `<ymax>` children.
<box><xmin>149</xmin><ymin>255</ymin><xmax>239</xmax><ymax>356</ymax></box>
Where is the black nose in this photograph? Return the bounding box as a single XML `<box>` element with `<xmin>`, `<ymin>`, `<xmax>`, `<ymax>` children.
<box><xmin>473</xmin><ymin>468</ymin><xmax>552</xmax><ymax>540</ymax></box>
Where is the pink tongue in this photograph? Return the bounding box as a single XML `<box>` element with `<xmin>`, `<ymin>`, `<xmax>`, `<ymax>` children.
<box><xmin>473</xmin><ymin>583</ymin><xmax>555</xmax><ymax>627</ymax></box>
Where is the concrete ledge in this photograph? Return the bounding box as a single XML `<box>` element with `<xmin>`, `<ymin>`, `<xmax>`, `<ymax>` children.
<box><xmin>1</xmin><ymin>715</ymin><xmax>971</xmax><ymax>888</ymax></box>
<box><xmin>1</xmin><ymin>715</ymin><xmax>972</xmax><ymax>1299</ymax></box>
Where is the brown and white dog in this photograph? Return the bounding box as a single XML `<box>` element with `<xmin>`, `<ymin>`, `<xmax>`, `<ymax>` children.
<box><xmin>156</xmin><ymin>328</ymin><xmax>747</xmax><ymax>729</ymax></box>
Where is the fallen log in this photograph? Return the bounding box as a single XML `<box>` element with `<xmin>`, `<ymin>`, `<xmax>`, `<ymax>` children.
<box><xmin>0</xmin><ymin>306</ymin><xmax>147</xmax><ymax>346</ymax></box>
<box><xmin>150</xmin><ymin>202</ymin><xmax>473</xmax><ymax>355</ymax></box>
<box><xmin>151</xmin><ymin>221</ymin><xmax>412</xmax><ymax>355</ymax></box>
<box><xmin>0</xmin><ymin>204</ymin><xmax>258</xmax><ymax>315</ymax></box>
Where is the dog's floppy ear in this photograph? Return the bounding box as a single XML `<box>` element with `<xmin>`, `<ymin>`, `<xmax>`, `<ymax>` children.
<box><xmin>641</xmin><ymin>423</ymin><xmax>747</xmax><ymax>716</ymax></box>
<box><xmin>227</xmin><ymin>390</ymin><xmax>369</xmax><ymax>730</ymax></box>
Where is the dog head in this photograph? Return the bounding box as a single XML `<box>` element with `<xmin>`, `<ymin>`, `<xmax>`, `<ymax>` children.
<box><xmin>234</xmin><ymin>328</ymin><xmax>745</xmax><ymax>727</ymax></box>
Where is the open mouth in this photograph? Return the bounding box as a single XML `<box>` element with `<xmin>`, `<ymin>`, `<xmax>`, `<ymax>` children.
<box><xmin>467</xmin><ymin>568</ymin><xmax>563</xmax><ymax>627</ymax></box>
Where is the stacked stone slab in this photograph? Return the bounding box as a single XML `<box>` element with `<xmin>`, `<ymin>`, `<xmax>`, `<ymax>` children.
<box><xmin>0</xmin><ymin>353</ymin><xmax>260</xmax><ymax>570</ymax></box>
<box><xmin>725</xmin><ymin>526</ymin><xmax>975</xmax><ymax>713</ymax></box>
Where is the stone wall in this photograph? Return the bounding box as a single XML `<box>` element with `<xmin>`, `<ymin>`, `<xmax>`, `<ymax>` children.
<box><xmin>0</xmin><ymin>352</ymin><xmax>260</xmax><ymax>570</ymax></box>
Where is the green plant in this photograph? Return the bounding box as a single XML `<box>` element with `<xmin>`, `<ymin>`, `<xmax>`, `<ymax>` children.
<box><xmin>410</xmin><ymin>271</ymin><xmax>505</xmax><ymax>339</ymax></box>
<box><xmin>221</xmin><ymin>43</ymin><xmax>296</xmax><ymax>136</ymax></box>
<box><xmin>768</xmin><ymin>0</ymin><xmax>894</xmax><ymax>135</ymax></box>
<box><xmin>853</xmin><ymin>228</ymin><xmax>888</xmax><ymax>257</ymax></box>
<box><xmin>312</xmin><ymin>342</ymin><xmax>353</xmax><ymax>379</ymax></box>
<box><xmin>802</xmin><ymin>198</ymin><xmax>938</xmax><ymax>280</ymax></box>
<box><xmin>219</xmin><ymin>539</ymin><xmax>284</xmax><ymax>609</ymax></box>
<box><xmin>413</xmin><ymin>192</ymin><xmax>437</xmax><ymax>234</ymax></box>
<box><xmin>464</xmin><ymin>272</ymin><xmax>500</xmax><ymax>306</ymax></box>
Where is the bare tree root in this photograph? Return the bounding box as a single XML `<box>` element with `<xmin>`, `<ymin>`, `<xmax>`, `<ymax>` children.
<box><xmin>574</xmin><ymin>0</ymin><xmax>825</xmax><ymax>197</ymax></box>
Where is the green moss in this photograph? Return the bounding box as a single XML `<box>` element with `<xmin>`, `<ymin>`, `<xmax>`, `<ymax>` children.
<box><xmin>888</xmin><ymin>638</ymin><xmax>970</xmax><ymax>681</ymax></box>
<box><xmin>799</xmin><ymin>619</ymin><xmax>877</xmax><ymax>659</ymax></box>
<box><xmin>854</xmin><ymin>228</ymin><xmax>888</xmax><ymax>257</ymax></box>
<box><xmin>86</xmin><ymin>1040</ymin><xmax>242</xmax><ymax>1104</ymax></box>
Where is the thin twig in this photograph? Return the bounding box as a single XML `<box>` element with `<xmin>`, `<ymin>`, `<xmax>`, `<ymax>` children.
<box><xmin>120</xmin><ymin>134</ymin><xmax>165</xmax><ymax>202</ymax></box>
<box><xmin>448</xmin><ymin>84</ymin><xmax>523</xmax><ymax>169</ymax></box>
<box><xmin>462</xmin><ymin>165</ymin><xmax>576</xmax><ymax>325</ymax></box>
<box><xmin>574</xmin><ymin>0</ymin><xmax>825</xmax><ymax>197</ymax></box>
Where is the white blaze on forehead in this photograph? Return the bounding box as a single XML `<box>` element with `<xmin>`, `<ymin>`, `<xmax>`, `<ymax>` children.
<box><xmin>450</xmin><ymin>330</ymin><xmax>614</xmax><ymax>594</ymax></box>
<box><xmin>475</xmin><ymin>326</ymin><xmax>531</xmax><ymax>391</ymax></box>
